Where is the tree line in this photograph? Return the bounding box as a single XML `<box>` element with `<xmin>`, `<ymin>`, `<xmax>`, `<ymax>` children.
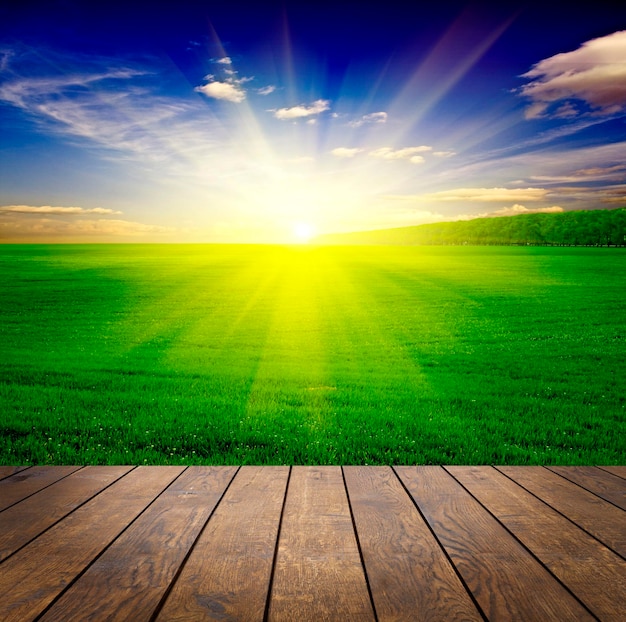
<box><xmin>318</xmin><ymin>208</ymin><xmax>626</xmax><ymax>247</ymax></box>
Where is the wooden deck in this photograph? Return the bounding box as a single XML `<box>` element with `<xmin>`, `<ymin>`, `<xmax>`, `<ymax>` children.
<box><xmin>0</xmin><ymin>466</ymin><xmax>624</xmax><ymax>621</ymax></box>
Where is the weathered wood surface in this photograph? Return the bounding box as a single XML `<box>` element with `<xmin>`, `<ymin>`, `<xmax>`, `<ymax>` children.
<box><xmin>0</xmin><ymin>465</ymin><xmax>82</xmax><ymax>512</ymax></box>
<box><xmin>269</xmin><ymin>466</ymin><xmax>375</xmax><ymax>621</ymax></box>
<box><xmin>497</xmin><ymin>465</ymin><xmax>626</xmax><ymax>557</ymax></box>
<box><xmin>547</xmin><ymin>465</ymin><xmax>626</xmax><ymax>510</ymax></box>
<box><xmin>447</xmin><ymin>465</ymin><xmax>626</xmax><ymax>620</ymax></box>
<box><xmin>0</xmin><ymin>465</ymin><xmax>623</xmax><ymax>621</ymax></box>
<box><xmin>0</xmin><ymin>466</ymin><xmax>29</xmax><ymax>481</ymax></box>
<box><xmin>156</xmin><ymin>466</ymin><xmax>287</xmax><ymax>621</ymax></box>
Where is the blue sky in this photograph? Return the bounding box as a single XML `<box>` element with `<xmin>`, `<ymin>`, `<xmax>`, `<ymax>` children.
<box><xmin>1</xmin><ymin>0</ymin><xmax>625</xmax><ymax>242</ymax></box>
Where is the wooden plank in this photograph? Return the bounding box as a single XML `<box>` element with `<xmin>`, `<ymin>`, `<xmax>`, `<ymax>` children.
<box><xmin>395</xmin><ymin>466</ymin><xmax>595</xmax><ymax>621</ymax></box>
<box><xmin>598</xmin><ymin>466</ymin><xmax>626</xmax><ymax>480</ymax></box>
<box><xmin>156</xmin><ymin>466</ymin><xmax>288</xmax><ymax>621</ymax></box>
<box><xmin>498</xmin><ymin>466</ymin><xmax>626</xmax><ymax>556</ymax></box>
<box><xmin>0</xmin><ymin>466</ymin><xmax>29</xmax><ymax>481</ymax></box>
<box><xmin>548</xmin><ymin>465</ymin><xmax>626</xmax><ymax>510</ymax></box>
<box><xmin>39</xmin><ymin>466</ymin><xmax>237</xmax><ymax>622</ymax></box>
<box><xmin>0</xmin><ymin>466</ymin><xmax>133</xmax><ymax>562</ymax></box>
<box><xmin>447</xmin><ymin>465</ymin><xmax>626</xmax><ymax>621</ymax></box>
<box><xmin>268</xmin><ymin>466</ymin><xmax>375</xmax><ymax>621</ymax></box>
<box><xmin>344</xmin><ymin>466</ymin><xmax>482</xmax><ymax>622</ymax></box>
<box><xmin>0</xmin><ymin>466</ymin><xmax>184</xmax><ymax>622</ymax></box>
<box><xmin>0</xmin><ymin>466</ymin><xmax>82</xmax><ymax>512</ymax></box>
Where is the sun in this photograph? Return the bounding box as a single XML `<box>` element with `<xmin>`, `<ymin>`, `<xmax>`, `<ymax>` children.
<box><xmin>291</xmin><ymin>221</ymin><xmax>316</xmax><ymax>244</ymax></box>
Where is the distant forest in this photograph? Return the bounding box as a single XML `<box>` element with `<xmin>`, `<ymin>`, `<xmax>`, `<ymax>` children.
<box><xmin>317</xmin><ymin>208</ymin><xmax>626</xmax><ymax>247</ymax></box>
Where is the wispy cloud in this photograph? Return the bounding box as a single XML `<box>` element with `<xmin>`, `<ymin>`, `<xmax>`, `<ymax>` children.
<box><xmin>0</xmin><ymin>68</ymin><xmax>149</xmax><ymax>127</ymax></box>
<box><xmin>597</xmin><ymin>185</ymin><xmax>626</xmax><ymax>204</ymax></box>
<box><xmin>519</xmin><ymin>30</ymin><xmax>626</xmax><ymax>119</ymax></box>
<box><xmin>0</xmin><ymin>48</ymin><xmax>13</xmax><ymax>72</ymax></box>
<box><xmin>0</xmin><ymin>50</ymin><xmax>252</xmax><ymax>193</ymax></box>
<box><xmin>473</xmin><ymin>204</ymin><xmax>563</xmax><ymax>218</ymax></box>
<box><xmin>530</xmin><ymin>164</ymin><xmax>626</xmax><ymax>184</ymax></box>
<box><xmin>420</xmin><ymin>187</ymin><xmax>548</xmax><ymax>202</ymax></box>
<box><xmin>0</xmin><ymin>216</ymin><xmax>175</xmax><ymax>240</ymax></box>
<box><xmin>256</xmin><ymin>85</ymin><xmax>276</xmax><ymax>96</ymax></box>
<box><xmin>273</xmin><ymin>99</ymin><xmax>330</xmax><ymax>120</ymax></box>
<box><xmin>0</xmin><ymin>58</ymin><xmax>214</xmax><ymax>166</ymax></box>
<box><xmin>369</xmin><ymin>146</ymin><xmax>431</xmax><ymax>163</ymax></box>
<box><xmin>546</xmin><ymin>184</ymin><xmax>626</xmax><ymax>205</ymax></box>
<box><xmin>0</xmin><ymin>205</ymin><xmax>122</xmax><ymax>215</ymax></box>
<box><xmin>331</xmin><ymin>147</ymin><xmax>363</xmax><ymax>158</ymax></box>
<box><xmin>0</xmin><ymin>204</ymin><xmax>173</xmax><ymax>241</ymax></box>
<box><xmin>349</xmin><ymin>111</ymin><xmax>387</xmax><ymax>128</ymax></box>
<box><xmin>1</xmin><ymin>36</ymin><xmax>622</xmax><ymax>242</ymax></box>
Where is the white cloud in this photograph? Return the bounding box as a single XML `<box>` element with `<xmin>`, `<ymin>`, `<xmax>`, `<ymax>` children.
<box><xmin>520</xmin><ymin>30</ymin><xmax>626</xmax><ymax>119</ymax></box>
<box><xmin>273</xmin><ymin>99</ymin><xmax>330</xmax><ymax>120</ymax></box>
<box><xmin>433</xmin><ymin>150</ymin><xmax>456</xmax><ymax>158</ymax></box>
<box><xmin>369</xmin><ymin>146</ymin><xmax>432</xmax><ymax>162</ymax></box>
<box><xmin>331</xmin><ymin>147</ymin><xmax>362</xmax><ymax>158</ymax></box>
<box><xmin>0</xmin><ymin>205</ymin><xmax>122</xmax><ymax>215</ymax></box>
<box><xmin>349</xmin><ymin>111</ymin><xmax>388</xmax><ymax>127</ymax></box>
<box><xmin>257</xmin><ymin>85</ymin><xmax>276</xmax><ymax>96</ymax></box>
<box><xmin>195</xmin><ymin>60</ymin><xmax>254</xmax><ymax>104</ymax></box>
<box><xmin>195</xmin><ymin>80</ymin><xmax>246</xmax><ymax>103</ymax></box>
<box><xmin>306</xmin><ymin>118</ymin><xmax>317</xmax><ymax>125</ymax></box>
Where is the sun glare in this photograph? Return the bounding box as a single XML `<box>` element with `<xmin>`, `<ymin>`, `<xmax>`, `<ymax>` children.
<box><xmin>292</xmin><ymin>221</ymin><xmax>316</xmax><ymax>244</ymax></box>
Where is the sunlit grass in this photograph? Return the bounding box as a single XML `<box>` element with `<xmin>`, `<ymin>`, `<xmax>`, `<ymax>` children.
<box><xmin>0</xmin><ymin>244</ymin><xmax>624</xmax><ymax>465</ymax></box>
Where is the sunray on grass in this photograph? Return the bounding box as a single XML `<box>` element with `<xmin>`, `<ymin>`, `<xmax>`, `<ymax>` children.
<box><xmin>0</xmin><ymin>244</ymin><xmax>624</xmax><ymax>465</ymax></box>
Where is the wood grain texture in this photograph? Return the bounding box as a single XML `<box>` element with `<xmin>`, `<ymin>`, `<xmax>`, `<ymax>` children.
<box><xmin>344</xmin><ymin>466</ymin><xmax>482</xmax><ymax>622</ymax></box>
<box><xmin>156</xmin><ymin>466</ymin><xmax>288</xmax><ymax>621</ymax></box>
<box><xmin>268</xmin><ymin>466</ymin><xmax>375</xmax><ymax>622</ymax></box>
<box><xmin>0</xmin><ymin>466</ymin><xmax>622</xmax><ymax>621</ymax></box>
<box><xmin>447</xmin><ymin>465</ymin><xmax>626</xmax><ymax>621</ymax></box>
<box><xmin>395</xmin><ymin>466</ymin><xmax>595</xmax><ymax>622</ymax></box>
<box><xmin>548</xmin><ymin>466</ymin><xmax>626</xmax><ymax>510</ymax></box>
<box><xmin>598</xmin><ymin>466</ymin><xmax>626</xmax><ymax>479</ymax></box>
<box><xmin>0</xmin><ymin>466</ymin><xmax>28</xmax><ymax>481</ymax></box>
<box><xmin>0</xmin><ymin>466</ymin><xmax>184</xmax><ymax>622</ymax></box>
<box><xmin>39</xmin><ymin>466</ymin><xmax>237</xmax><ymax>622</ymax></box>
<box><xmin>0</xmin><ymin>465</ymin><xmax>82</xmax><ymax>512</ymax></box>
<box><xmin>498</xmin><ymin>466</ymin><xmax>626</xmax><ymax>556</ymax></box>
<box><xmin>0</xmin><ymin>465</ymin><xmax>133</xmax><ymax>562</ymax></box>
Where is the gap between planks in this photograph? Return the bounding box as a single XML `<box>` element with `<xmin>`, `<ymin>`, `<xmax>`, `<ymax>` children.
<box><xmin>0</xmin><ymin>466</ymin><xmax>623</xmax><ymax>622</ymax></box>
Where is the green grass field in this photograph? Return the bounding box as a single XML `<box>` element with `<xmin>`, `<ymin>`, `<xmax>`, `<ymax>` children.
<box><xmin>1</xmin><ymin>244</ymin><xmax>624</xmax><ymax>465</ymax></box>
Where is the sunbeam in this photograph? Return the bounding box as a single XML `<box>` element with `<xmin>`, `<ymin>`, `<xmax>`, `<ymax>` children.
<box><xmin>1</xmin><ymin>3</ymin><xmax>624</xmax><ymax>242</ymax></box>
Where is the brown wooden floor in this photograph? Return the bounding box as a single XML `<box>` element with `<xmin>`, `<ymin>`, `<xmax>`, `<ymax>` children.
<box><xmin>0</xmin><ymin>466</ymin><xmax>624</xmax><ymax>621</ymax></box>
